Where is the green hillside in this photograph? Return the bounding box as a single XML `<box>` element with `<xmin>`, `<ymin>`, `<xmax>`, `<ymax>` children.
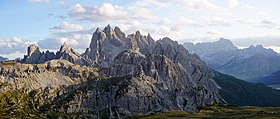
<box><xmin>213</xmin><ymin>73</ymin><xmax>280</xmax><ymax>106</ymax></box>
<box><xmin>130</xmin><ymin>104</ymin><xmax>280</xmax><ymax>119</ymax></box>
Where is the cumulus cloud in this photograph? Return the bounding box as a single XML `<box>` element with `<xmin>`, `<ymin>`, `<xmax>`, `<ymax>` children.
<box><xmin>69</xmin><ymin>3</ymin><xmax>87</xmax><ymax>15</ymax></box>
<box><xmin>68</xmin><ymin>3</ymin><xmax>155</xmax><ymax>22</ymax></box>
<box><xmin>0</xmin><ymin>37</ymin><xmax>34</xmax><ymax>54</ymax></box>
<box><xmin>50</xmin><ymin>22</ymin><xmax>83</xmax><ymax>32</ymax></box>
<box><xmin>205</xmin><ymin>17</ymin><xmax>230</xmax><ymax>26</ymax></box>
<box><xmin>182</xmin><ymin>0</ymin><xmax>219</xmax><ymax>11</ymax></box>
<box><xmin>228</xmin><ymin>0</ymin><xmax>239</xmax><ymax>8</ymax></box>
<box><xmin>29</xmin><ymin>0</ymin><xmax>48</xmax><ymax>3</ymax></box>
<box><xmin>37</xmin><ymin>30</ymin><xmax>93</xmax><ymax>52</ymax></box>
<box><xmin>117</xmin><ymin>18</ymin><xmax>188</xmax><ymax>40</ymax></box>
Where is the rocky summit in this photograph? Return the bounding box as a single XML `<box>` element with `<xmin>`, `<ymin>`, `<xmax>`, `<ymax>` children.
<box><xmin>0</xmin><ymin>25</ymin><xmax>230</xmax><ymax>118</ymax></box>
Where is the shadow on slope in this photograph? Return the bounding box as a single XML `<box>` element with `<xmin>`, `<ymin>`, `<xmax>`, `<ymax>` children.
<box><xmin>214</xmin><ymin>73</ymin><xmax>280</xmax><ymax>106</ymax></box>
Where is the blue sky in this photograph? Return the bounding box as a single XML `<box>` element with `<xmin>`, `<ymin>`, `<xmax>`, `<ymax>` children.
<box><xmin>1</xmin><ymin>0</ymin><xmax>280</xmax><ymax>59</ymax></box>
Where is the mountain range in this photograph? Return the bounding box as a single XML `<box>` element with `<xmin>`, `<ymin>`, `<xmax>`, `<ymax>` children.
<box><xmin>1</xmin><ymin>25</ymin><xmax>280</xmax><ymax>118</ymax></box>
<box><xmin>0</xmin><ymin>56</ymin><xmax>8</xmax><ymax>62</ymax></box>
<box><xmin>183</xmin><ymin>38</ymin><xmax>280</xmax><ymax>82</ymax></box>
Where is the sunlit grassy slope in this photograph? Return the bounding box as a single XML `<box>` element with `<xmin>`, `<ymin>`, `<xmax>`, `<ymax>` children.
<box><xmin>129</xmin><ymin>104</ymin><xmax>280</xmax><ymax>119</ymax></box>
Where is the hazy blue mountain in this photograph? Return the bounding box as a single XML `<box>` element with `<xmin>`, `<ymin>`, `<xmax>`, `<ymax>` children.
<box><xmin>184</xmin><ymin>38</ymin><xmax>238</xmax><ymax>69</ymax></box>
<box><xmin>255</xmin><ymin>70</ymin><xmax>280</xmax><ymax>85</ymax></box>
<box><xmin>0</xmin><ymin>56</ymin><xmax>8</xmax><ymax>62</ymax></box>
<box><xmin>183</xmin><ymin>38</ymin><xmax>280</xmax><ymax>82</ymax></box>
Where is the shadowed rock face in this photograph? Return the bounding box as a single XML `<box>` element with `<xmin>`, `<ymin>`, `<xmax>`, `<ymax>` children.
<box><xmin>2</xmin><ymin>25</ymin><xmax>220</xmax><ymax>118</ymax></box>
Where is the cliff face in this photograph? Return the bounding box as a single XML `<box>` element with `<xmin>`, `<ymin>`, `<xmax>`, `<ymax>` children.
<box><xmin>1</xmin><ymin>25</ymin><xmax>220</xmax><ymax>118</ymax></box>
<box><xmin>57</xmin><ymin>26</ymin><xmax>219</xmax><ymax>117</ymax></box>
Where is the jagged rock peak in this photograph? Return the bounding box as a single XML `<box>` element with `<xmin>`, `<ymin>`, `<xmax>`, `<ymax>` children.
<box><xmin>59</xmin><ymin>42</ymin><xmax>71</xmax><ymax>52</ymax></box>
<box><xmin>95</xmin><ymin>27</ymin><xmax>103</xmax><ymax>33</ymax></box>
<box><xmin>159</xmin><ymin>37</ymin><xmax>178</xmax><ymax>47</ymax></box>
<box><xmin>135</xmin><ymin>30</ymin><xmax>141</xmax><ymax>36</ymax></box>
<box><xmin>22</xmin><ymin>44</ymin><xmax>43</xmax><ymax>64</ymax></box>
<box><xmin>27</xmin><ymin>44</ymin><xmax>40</xmax><ymax>56</ymax></box>
<box><xmin>248</xmin><ymin>44</ymin><xmax>264</xmax><ymax>49</ymax></box>
<box><xmin>103</xmin><ymin>24</ymin><xmax>114</xmax><ymax>39</ymax></box>
<box><xmin>114</xmin><ymin>26</ymin><xmax>126</xmax><ymax>40</ymax></box>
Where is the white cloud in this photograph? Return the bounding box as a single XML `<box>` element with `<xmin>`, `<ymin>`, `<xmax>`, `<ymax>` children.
<box><xmin>68</xmin><ymin>3</ymin><xmax>155</xmax><ymax>22</ymax></box>
<box><xmin>69</xmin><ymin>3</ymin><xmax>87</xmax><ymax>15</ymax></box>
<box><xmin>228</xmin><ymin>0</ymin><xmax>239</xmax><ymax>8</ymax></box>
<box><xmin>236</xmin><ymin>19</ymin><xmax>279</xmax><ymax>29</ymax></box>
<box><xmin>182</xmin><ymin>0</ymin><xmax>219</xmax><ymax>11</ymax></box>
<box><xmin>29</xmin><ymin>0</ymin><xmax>48</xmax><ymax>3</ymax></box>
<box><xmin>245</xmin><ymin>4</ymin><xmax>254</xmax><ymax>9</ymax></box>
<box><xmin>50</xmin><ymin>22</ymin><xmax>83</xmax><ymax>32</ymax></box>
<box><xmin>259</xmin><ymin>20</ymin><xmax>277</xmax><ymax>29</ymax></box>
<box><xmin>38</xmin><ymin>30</ymin><xmax>93</xmax><ymax>52</ymax></box>
<box><xmin>0</xmin><ymin>37</ymin><xmax>34</xmax><ymax>54</ymax></box>
<box><xmin>207</xmin><ymin>30</ymin><xmax>223</xmax><ymax>36</ymax></box>
<box><xmin>117</xmin><ymin>19</ymin><xmax>184</xmax><ymax>40</ymax></box>
<box><xmin>176</xmin><ymin>17</ymin><xmax>195</xmax><ymax>25</ymax></box>
<box><xmin>129</xmin><ymin>0</ymin><xmax>171</xmax><ymax>10</ymax></box>
<box><xmin>205</xmin><ymin>16</ymin><xmax>230</xmax><ymax>26</ymax></box>
<box><xmin>258</xmin><ymin>11</ymin><xmax>271</xmax><ymax>19</ymax></box>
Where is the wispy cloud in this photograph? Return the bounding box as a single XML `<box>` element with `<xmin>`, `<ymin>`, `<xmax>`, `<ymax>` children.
<box><xmin>28</xmin><ymin>0</ymin><xmax>48</xmax><ymax>3</ymax></box>
<box><xmin>236</xmin><ymin>19</ymin><xmax>279</xmax><ymax>29</ymax></box>
<box><xmin>50</xmin><ymin>22</ymin><xmax>83</xmax><ymax>32</ymax></box>
<box><xmin>205</xmin><ymin>16</ymin><xmax>230</xmax><ymax>27</ymax></box>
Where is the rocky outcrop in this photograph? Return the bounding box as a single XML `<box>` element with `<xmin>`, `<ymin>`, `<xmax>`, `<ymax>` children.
<box><xmin>22</xmin><ymin>44</ymin><xmax>43</xmax><ymax>64</ymax></box>
<box><xmin>56</xmin><ymin>42</ymin><xmax>90</xmax><ymax>66</ymax></box>
<box><xmin>21</xmin><ymin>43</ymin><xmax>90</xmax><ymax>66</ymax></box>
<box><xmin>0</xmin><ymin>60</ymin><xmax>97</xmax><ymax>90</ymax></box>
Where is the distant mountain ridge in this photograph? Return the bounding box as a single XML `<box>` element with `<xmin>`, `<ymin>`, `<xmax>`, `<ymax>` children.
<box><xmin>256</xmin><ymin>70</ymin><xmax>280</xmax><ymax>85</ymax></box>
<box><xmin>183</xmin><ymin>38</ymin><xmax>280</xmax><ymax>82</ymax></box>
<box><xmin>0</xmin><ymin>56</ymin><xmax>8</xmax><ymax>62</ymax></box>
